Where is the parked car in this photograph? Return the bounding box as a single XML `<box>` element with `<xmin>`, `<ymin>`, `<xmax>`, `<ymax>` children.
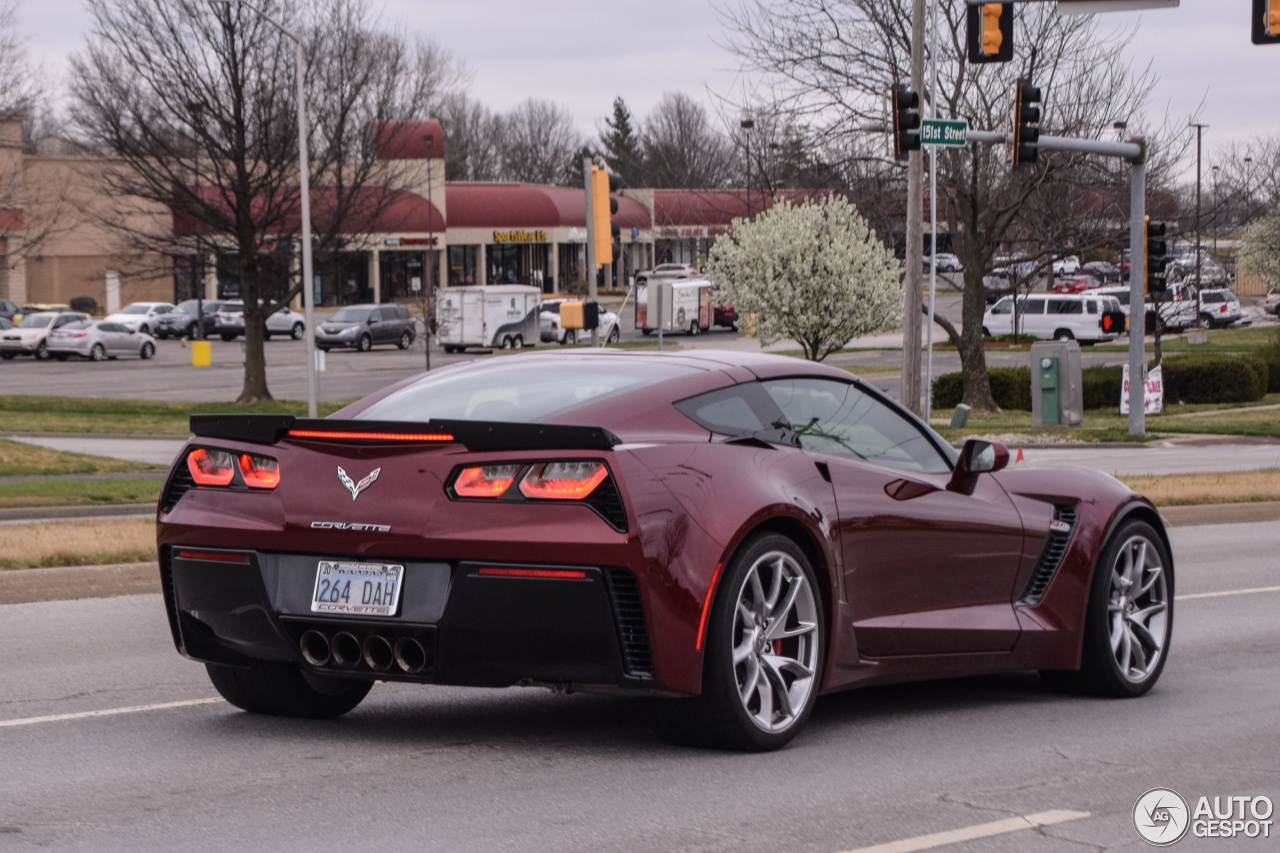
<box><xmin>215</xmin><ymin>301</ymin><xmax>307</xmax><ymax>341</ymax></box>
<box><xmin>538</xmin><ymin>299</ymin><xmax>621</xmax><ymax>345</ymax></box>
<box><xmin>46</xmin><ymin>320</ymin><xmax>157</xmax><ymax>361</ymax></box>
<box><xmin>315</xmin><ymin>304</ymin><xmax>415</xmax><ymax>352</ymax></box>
<box><xmin>1196</xmin><ymin>289</ymin><xmax>1243</xmax><ymax>329</ymax></box>
<box><xmin>1052</xmin><ymin>255</ymin><xmax>1081</xmax><ymax>276</ymax></box>
<box><xmin>102</xmin><ymin>302</ymin><xmax>176</xmax><ymax>336</ymax></box>
<box><xmin>634</xmin><ymin>263</ymin><xmax>698</xmax><ymax>286</ymax></box>
<box><xmin>0</xmin><ymin>311</ymin><xmax>91</xmax><ymax>359</ymax></box>
<box><xmin>982</xmin><ymin>293</ymin><xmax>1123</xmax><ymax>343</ymax></box>
<box><xmin>160</xmin><ymin>350</ymin><xmax>1174</xmax><ymax>750</ymax></box>
<box><xmin>1051</xmin><ymin>275</ymin><xmax>1104</xmax><ymax>294</ymax></box>
<box><xmin>0</xmin><ymin>298</ymin><xmax>19</xmax><ymax>322</ymax></box>
<box><xmin>0</xmin><ymin>317</ymin><xmax>13</xmax><ymax>331</ymax></box>
<box><xmin>923</xmin><ymin>252</ymin><xmax>962</xmax><ymax>272</ymax></box>
<box><xmin>1264</xmin><ymin>287</ymin><xmax>1280</xmax><ymax>315</ymax></box>
<box><xmin>156</xmin><ymin>299</ymin><xmax>226</xmax><ymax>339</ymax></box>
<box><xmin>1094</xmin><ymin>285</ymin><xmax>1196</xmax><ymax>334</ymax></box>
<box><xmin>1081</xmin><ymin>261</ymin><xmax>1121</xmax><ymax>283</ymax></box>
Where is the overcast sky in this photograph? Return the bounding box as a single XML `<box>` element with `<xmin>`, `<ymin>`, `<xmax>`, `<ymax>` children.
<box><xmin>20</xmin><ymin>0</ymin><xmax>1280</xmax><ymax>169</ymax></box>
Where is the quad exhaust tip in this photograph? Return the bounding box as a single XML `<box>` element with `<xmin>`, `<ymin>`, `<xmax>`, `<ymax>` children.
<box><xmin>361</xmin><ymin>634</ymin><xmax>395</xmax><ymax>672</ymax></box>
<box><xmin>299</xmin><ymin>630</ymin><xmax>431</xmax><ymax>674</ymax></box>
<box><xmin>299</xmin><ymin>630</ymin><xmax>331</xmax><ymax>667</ymax></box>
<box><xmin>331</xmin><ymin>632</ymin><xmax>362</xmax><ymax>667</ymax></box>
<box><xmin>394</xmin><ymin>637</ymin><xmax>428</xmax><ymax>673</ymax></box>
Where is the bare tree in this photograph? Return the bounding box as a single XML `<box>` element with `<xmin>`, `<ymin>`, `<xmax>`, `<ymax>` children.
<box><xmin>436</xmin><ymin>92</ymin><xmax>504</xmax><ymax>182</ymax></box>
<box><xmin>501</xmin><ymin>98</ymin><xmax>583</xmax><ymax>185</ymax></box>
<box><xmin>642</xmin><ymin>92</ymin><xmax>733</xmax><ymax>189</ymax></box>
<box><xmin>723</xmin><ymin>1</ymin><xmax>1188</xmax><ymax>410</ymax></box>
<box><xmin>70</xmin><ymin>0</ymin><xmax>456</xmax><ymax>403</ymax></box>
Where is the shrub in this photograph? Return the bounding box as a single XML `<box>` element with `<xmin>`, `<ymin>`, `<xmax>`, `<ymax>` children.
<box><xmin>1162</xmin><ymin>353</ymin><xmax>1269</xmax><ymax>404</ymax></box>
<box><xmin>1082</xmin><ymin>365</ymin><xmax>1124</xmax><ymax>410</ymax></box>
<box><xmin>1259</xmin><ymin>329</ymin><xmax>1280</xmax><ymax>394</ymax></box>
<box><xmin>932</xmin><ymin>367</ymin><xmax>1031</xmax><ymax>411</ymax></box>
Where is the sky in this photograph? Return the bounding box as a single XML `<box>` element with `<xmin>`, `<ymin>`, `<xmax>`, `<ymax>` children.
<box><xmin>18</xmin><ymin>0</ymin><xmax>1280</xmax><ymax>170</ymax></box>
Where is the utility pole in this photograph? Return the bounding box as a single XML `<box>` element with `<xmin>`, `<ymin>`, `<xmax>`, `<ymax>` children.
<box><xmin>423</xmin><ymin>132</ymin><xmax>435</xmax><ymax>372</ymax></box>
<box><xmin>902</xmin><ymin>0</ymin><xmax>926</xmax><ymax>415</ymax></box>
<box><xmin>1190</xmin><ymin>122</ymin><xmax>1207</xmax><ymax>321</ymax></box>
<box><xmin>583</xmin><ymin>157</ymin><xmax>597</xmax><ymax>321</ymax></box>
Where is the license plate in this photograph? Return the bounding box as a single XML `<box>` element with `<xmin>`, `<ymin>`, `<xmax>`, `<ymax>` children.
<box><xmin>311</xmin><ymin>561</ymin><xmax>403</xmax><ymax>616</ymax></box>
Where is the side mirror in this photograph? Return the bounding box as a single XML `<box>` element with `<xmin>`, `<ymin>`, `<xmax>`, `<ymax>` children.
<box><xmin>368</xmin><ymin>317</ymin><xmax>377</xmax><ymax>325</ymax></box>
<box><xmin>950</xmin><ymin>439</ymin><xmax>1009</xmax><ymax>491</ymax></box>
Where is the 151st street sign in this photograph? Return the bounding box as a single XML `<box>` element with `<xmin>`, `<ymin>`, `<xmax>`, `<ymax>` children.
<box><xmin>920</xmin><ymin>119</ymin><xmax>968</xmax><ymax>146</ymax></box>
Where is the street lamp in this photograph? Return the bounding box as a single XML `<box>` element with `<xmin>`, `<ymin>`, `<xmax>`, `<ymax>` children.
<box><xmin>1211</xmin><ymin>164</ymin><xmax>1221</xmax><ymax>256</ymax></box>
<box><xmin>210</xmin><ymin>0</ymin><xmax>317</xmax><ymax>418</ymax></box>
<box><xmin>1190</xmin><ymin>122</ymin><xmax>1208</xmax><ymax>314</ymax></box>
<box><xmin>740</xmin><ymin>117</ymin><xmax>754</xmax><ymax>220</ymax></box>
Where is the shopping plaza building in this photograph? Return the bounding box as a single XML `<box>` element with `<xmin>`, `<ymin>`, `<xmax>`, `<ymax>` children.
<box><xmin>0</xmin><ymin>114</ymin><xmax>764</xmax><ymax>312</ymax></box>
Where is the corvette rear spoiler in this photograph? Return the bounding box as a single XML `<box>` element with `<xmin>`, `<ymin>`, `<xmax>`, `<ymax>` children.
<box><xmin>189</xmin><ymin>414</ymin><xmax>622</xmax><ymax>452</ymax></box>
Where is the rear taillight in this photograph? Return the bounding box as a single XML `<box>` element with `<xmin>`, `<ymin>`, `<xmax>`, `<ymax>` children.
<box><xmin>453</xmin><ymin>464</ymin><xmax>521</xmax><ymax>497</ymax></box>
<box><xmin>187</xmin><ymin>448</ymin><xmax>235</xmax><ymax>486</ymax></box>
<box><xmin>519</xmin><ymin>461</ymin><xmax>608</xmax><ymax>500</ymax></box>
<box><xmin>185</xmin><ymin>448</ymin><xmax>279</xmax><ymax>489</ymax></box>
<box><xmin>1220</xmin><ymin>305</ymin><xmax>1228</xmax><ymax>313</ymax></box>
<box><xmin>70</xmin><ymin>332</ymin><xmax>88</xmax><ymax>338</ymax></box>
<box><xmin>238</xmin><ymin>453</ymin><xmax>280</xmax><ymax>488</ymax></box>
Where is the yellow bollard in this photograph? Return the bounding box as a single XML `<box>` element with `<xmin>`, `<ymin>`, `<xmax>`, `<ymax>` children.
<box><xmin>191</xmin><ymin>340</ymin><xmax>212</xmax><ymax>367</ymax></box>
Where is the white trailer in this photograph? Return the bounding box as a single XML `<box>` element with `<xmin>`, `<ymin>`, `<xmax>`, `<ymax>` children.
<box><xmin>436</xmin><ymin>285</ymin><xmax>541</xmax><ymax>352</ymax></box>
<box><xmin>635</xmin><ymin>278</ymin><xmax>713</xmax><ymax>335</ymax></box>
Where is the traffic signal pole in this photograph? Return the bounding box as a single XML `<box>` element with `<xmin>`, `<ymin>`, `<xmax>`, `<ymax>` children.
<box><xmin>583</xmin><ymin>157</ymin><xmax>598</xmax><ymax>345</ymax></box>
<box><xmin>1128</xmin><ymin>157</ymin><xmax>1147</xmax><ymax>435</ymax></box>
<box><xmin>902</xmin><ymin>0</ymin><xmax>926</xmax><ymax>416</ymax></box>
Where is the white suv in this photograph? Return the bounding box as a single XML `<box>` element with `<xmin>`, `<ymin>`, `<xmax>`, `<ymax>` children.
<box><xmin>982</xmin><ymin>293</ymin><xmax>1123</xmax><ymax>344</ymax></box>
<box><xmin>1197</xmin><ymin>289</ymin><xmax>1244</xmax><ymax>328</ymax></box>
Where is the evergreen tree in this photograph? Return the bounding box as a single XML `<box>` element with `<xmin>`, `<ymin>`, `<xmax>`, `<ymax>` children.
<box><xmin>599</xmin><ymin>96</ymin><xmax>644</xmax><ymax>187</ymax></box>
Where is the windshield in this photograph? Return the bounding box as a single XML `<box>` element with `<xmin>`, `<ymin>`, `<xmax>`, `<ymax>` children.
<box><xmin>328</xmin><ymin>308</ymin><xmax>372</xmax><ymax>323</ymax></box>
<box><xmin>120</xmin><ymin>304</ymin><xmax>151</xmax><ymax>315</ymax></box>
<box><xmin>539</xmin><ymin>303</ymin><xmax>561</xmax><ymax>314</ymax></box>
<box><xmin>18</xmin><ymin>314</ymin><xmax>53</xmax><ymax>328</ymax></box>
<box><xmin>357</xmin><ymin>358</ymin><xmax>700</xmax><ymax>423</ymax></box>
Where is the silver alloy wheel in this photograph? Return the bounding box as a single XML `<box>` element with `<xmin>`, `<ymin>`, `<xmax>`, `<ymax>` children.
<box><xmin>1108</xmin><ymin>535</ymin><xmax>1170</xmax><ymax>683</ymax></box>
<box><xmin>731</xmin><ymin>550</ymin><xmax>819</xmax><ymax>733</ymax></box>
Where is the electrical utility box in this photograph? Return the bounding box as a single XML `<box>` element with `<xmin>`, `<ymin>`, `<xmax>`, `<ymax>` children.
<box><xmin>1030</xmin><ymin>340</ymin><xmax>1083</xmax><ymax>427</ymax></box>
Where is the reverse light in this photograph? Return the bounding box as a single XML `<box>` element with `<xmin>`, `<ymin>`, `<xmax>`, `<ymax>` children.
<box><xmin>187</xmin><ymin>448</ymin><xmax>235</xmax><ymax>486</ymax></box>
<box><xmin>238</xmin><ymin>453</ymin><xmax>280</xmax><ymax>488</ymax></box>
<box><xmin>454</xmin><ymin>464</ymin><xmax>521</xmax><ymax>497</ymax></box>
<box><xmin>519</xmin><ymin>461</ymin><xmax>608</xmax><ymax>500</ymax></box>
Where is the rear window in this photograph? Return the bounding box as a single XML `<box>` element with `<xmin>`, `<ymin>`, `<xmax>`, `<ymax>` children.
<box><xmin>221</xmin><ymin>302</ymin><xmax>244</xmax><ymax>312</ymax></box>
<box><xmin>1201</xmin><ymin>292</ymin><xmax>1224</xmax><ymax>303</ymax></box>
<box><xmin>540</xmin><ymin>302</ymin><xmax>562</xmax><ymax>314</ymax></box>
<box><xmin>356</xmin><ymin>358</ymin><xmax>700</xmax><ymax>423</ymax></box>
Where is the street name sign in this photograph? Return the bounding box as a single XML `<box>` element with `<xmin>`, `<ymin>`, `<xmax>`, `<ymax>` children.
<box><xmin>920</xmin><ymin>119</ymin><xmax>968</xmax><ymax>147</ymax></box>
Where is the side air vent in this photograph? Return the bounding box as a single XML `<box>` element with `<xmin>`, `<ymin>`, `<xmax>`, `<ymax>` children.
<box><xmin>1018</xmin><ymin>505</ymin><xmax>1079</xmax><ymax>606</ymax></box>
<box><xmin>161</xmin><ymin>459</ymin><xmax>196</xmax><ymax>513</ymax></box>
<box><xmin>586</xmin><ymin>477</ymin><xmax>628</xmax><ymax>532</ymax></box>
<box><xmin>603</xmin><ymin>568</ymin><xmax>653</xmax><ymax>678</ymax></box>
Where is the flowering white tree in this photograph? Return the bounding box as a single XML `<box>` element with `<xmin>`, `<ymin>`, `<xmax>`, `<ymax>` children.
<box><xmin>1240</xmin><ymin>204</ymin><xmax>1280</xmax><ymax>290</ymax></box>
<box><xmin>706</xmin><ymin>196</ymin><xmax>901</xmax><ymax>361</ymax></box>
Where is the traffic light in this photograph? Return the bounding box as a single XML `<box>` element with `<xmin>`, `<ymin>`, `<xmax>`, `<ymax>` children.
<box><xmin>1253</xmin><ymin>0</ymin><xmax>1280</xmax><ymax>44</ymax></box>
<box><xmin>1145</xmin><ymin>217</ymin><xmax>1169</xmax><ymax>296</ymax></box>
<box><xmin>967</xmin><ymin>3</ymin><xmax>1013</xmax><ymax>64</ymax></box>
<box><xmin>1011</xmin><ymin>78</ymin><xmax>1041</xmax><ymax>167</ymax></box>
<box><xmin>891</xmin><ymin>86</ymin><xmax>921</xmax><ymax>162</ymax></box>
<box><xmin>590</xmin><ymin>165</ymin><xmax>617</xmax><ymax>266</ymax></box>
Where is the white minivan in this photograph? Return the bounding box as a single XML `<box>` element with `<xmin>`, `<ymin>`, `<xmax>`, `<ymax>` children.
<box><xmin>982</xmin><ymin>293</ymin><xmax>1123</xmax><ymax>344</ymax></box>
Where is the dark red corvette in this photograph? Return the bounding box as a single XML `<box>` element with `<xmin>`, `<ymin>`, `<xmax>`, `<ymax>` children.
<box><xmin>157</xmin><ymin>350</ymin><xmax>1174</xmax><ymax>750</ymax></box>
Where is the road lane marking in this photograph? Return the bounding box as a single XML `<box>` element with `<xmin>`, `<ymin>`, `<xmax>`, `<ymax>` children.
<box><xmin>0</xmin><ymin>698</ymin><xmax>221</xmax><ymax>729</ymax></box>
<box><xmin>1178</xmin><ymin>585</ymin><xmax>1280</xmax><ymax>601</ymax></box>
<box><xmin>836</xmin><ymin>810</ymin><xmax>1090</xmax><ymax>853</ymax></box>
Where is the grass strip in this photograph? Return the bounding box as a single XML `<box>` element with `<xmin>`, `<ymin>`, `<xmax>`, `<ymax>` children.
<box><xmin>0</xmin><ymin>438</ymin><xmax>162</xmax><ymax>477</ymax></box>
<box><xmin>0</xmin><ymin>396</ymin><xmax>352</xmax><ymax>436</ymax></box>
<box><xmin>0</xmin><ymin>518</ymin><xmax>157</xmax><ymax>570</ymax></box>
<box><xmin>0</xmin><ymin>477</ymin><xmax>164</xmax><ymax>508</ymax></box>
<box><xmin>1118</xmin><ymin>470</ymin><xmax>1280</xmax><ymax>507</ymax></box>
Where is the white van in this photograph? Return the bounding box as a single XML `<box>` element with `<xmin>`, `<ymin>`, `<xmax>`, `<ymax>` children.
<box><xmin>982</xmin><ymin>293</ymin><xmax>1123</xmax><ymax>344</ymax></box>
<box><xmin>435</xmin><ymin>285</ymin><xmax>541</xmax><ymax>352</ymax></box>
<box><xmin>1095</xmin><ymin>283</ymin><xmax>1197</xmax><ymax>333</ymax></box>
<box><xmin>635</xmin><ymin>278</ymin><xmax>714</xmax><ymax>335</ymax></box>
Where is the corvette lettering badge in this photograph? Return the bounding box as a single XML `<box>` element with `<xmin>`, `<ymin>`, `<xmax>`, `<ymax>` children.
<box><xmin>338</xmin><ymin>465</ymin><xmax>381</xmax><ymax>501</ymax></box>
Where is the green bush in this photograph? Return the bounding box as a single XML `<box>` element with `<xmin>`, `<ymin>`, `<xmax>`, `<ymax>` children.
<box><xmin>1082</xmin><ymin>365</ymin><xmax>1124</xmax><ymax>410</ymax></box>
<box><xmin>1259</xmin><ymin>329</ymin><xmax>1280</xmax><ymax>394</ymax></box>
<box><xmin>1162</xmin><ymin>353</ymin><xmax>1269</xmax><ymax>404</ymax></box>
<box><xmin>932</xmin><ymin>366</ymin><xmax>1032</xmax><ymax>411</ymax></box>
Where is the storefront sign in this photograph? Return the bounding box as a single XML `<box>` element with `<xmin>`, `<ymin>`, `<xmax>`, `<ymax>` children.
<box><xmin>658</xmin><ymin>226</ymin><xmax>729</xmax><ymax>238</ymax></box>
<box><xmin>492</xmin><ymin>230</ymin><xmax>547</xmax><ymax>243</ymax></box>
<box><xmin>384</xmin><ymin>237</ymin><xmax>438</xmax><ymax>247</ymax></box>
<box><xmin>566</xmin><ymin>228</ymin><xmax>587</xmax><ymax>242</ymax></box>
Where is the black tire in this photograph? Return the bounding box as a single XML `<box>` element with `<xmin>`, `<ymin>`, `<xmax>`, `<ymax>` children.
<box><xmin>641</xmin><ymin>328</ymin><xmax>652</xmax><ymax>336</ymax></box>
<box><xmin>500</xmin><ymin>335</ymin><xmax>513</xmax><ymax>349</ymax></box>
<box><xmin>564</xmin><ymin>330</ymin><xmax>576</xmax><ymax>346</ymax></box>
<box><xmin>982</xmin><ymin>326</ymin><xmax>992</xmax><ymax>338</ymax></box>
<box><xmin>34</xmin><ymin>340</ymin><xmax>48</xmax><ymax>360</ymax></box>
<box><xmin>0</xmin><ymin>351</ymin><xmax>14</xmax><ymax>359</ymax></box>
<box><xmin>1053</xmin><ymin>329</ymin><xmax>1074</xmax><ymax>341</ymax></box>
<box><xmin>221</xmin><ymin>333</ymin><xmax>236</xmax><ymax>342</ymax></box>
<box><xmin>443</xmin><ymin>345</ymin><xmax>458</xmax><ymax>354</ymax></box>
<box><xmin>205</xmin><ymin>661</ymin><xmax>371</xmax><ymax>719</ymax></box>
<box><xmin>291</xmin><ymin>322</ymin><xmax>305</xmax><ymax>340</ymax></box>
<box><xmin>397</xmin><ymin>330</ymin><xmax>412</xmax><ymax>349</ymax></box>
<box><xmin>139</xmin><ymin>324</ymin><xmax>150</xmax><ymax>335</ymax></box>
<box><xmin>689</xmin><ymin>321</ymin><xmax>700</xmax><ymax>337</ymax></box>
<box><xmin>357</xmin><ymin>333</ymin><xmax>372</xmax><ymax>352</ymax></box>
<box><xmin>654</xmin><ymin>532</ymin><xmax>825</xmax><ymax>751</ymax></box>
<box><xmin>90</xmin><ymin>343</ymin><xmax>106</xmax><ymax>362</ymax></box>
<box><xmin>1041</xmin><ymin>519</ymin><xmax>1173</xmax><ymax>698</ymax></box>
<box><xmin>140</xmin><ymin>341</ymin><xmax>155</xmax><ymax>359</ymax></box>
<box><xmin>607</xmin><ymin>327</ymin><xmax>620</xmax><ymax>344</ymax></box>
<box><xmin>514</xmin><ymin>335</ymin><xmax>524</xmax><ymax>348</ymax></box>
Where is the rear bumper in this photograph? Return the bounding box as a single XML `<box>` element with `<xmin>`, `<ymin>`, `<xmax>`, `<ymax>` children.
<box><xmin>161</xmin><ymin>547</ymin><xmax>654</xmax><ymax>690</ymax></box>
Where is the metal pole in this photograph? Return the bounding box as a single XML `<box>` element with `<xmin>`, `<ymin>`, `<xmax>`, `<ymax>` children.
<box><xmin>924</xmin><ymin>0</ymin><xmax>939</xmax><ymax>423</ymax></box>
<box><xmin>1191</xmin><ymin>123</ymin><xmax>1205</xmax><ymax>321</ymax></box>
<box><xmin>657</xmin><ymin>284</ymin><xmax>664</xmax><ymax>352</ymax></box>
<box><xmin>583</xmin><ymin>157</ymin><xmax>597</xmax><ymax>346</ymax></box>
<box><xmin>1128</xmin><ymin>156</ymin><xmax>1146</xmax><ymax>436</ymax></box>
<box><xmin>295</xmin><ymin>38</ymin><xmax>317</xmax><ymax>418</ymax></box>
<box><xmin>424</xmin><ymin>134</ymin><xmax>433</xmax><ymax>371</ymax></box>
<box><xmin>902</xmin><ymin>0</ymin><xmax>926</xmax><ymax>415</ymax></box>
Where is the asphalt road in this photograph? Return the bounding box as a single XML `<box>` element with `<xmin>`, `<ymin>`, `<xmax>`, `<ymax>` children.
<box><xmin>1</xmin><ymin>521</ymin><xmax>1276</xmax><ymax>852</ymax></box>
